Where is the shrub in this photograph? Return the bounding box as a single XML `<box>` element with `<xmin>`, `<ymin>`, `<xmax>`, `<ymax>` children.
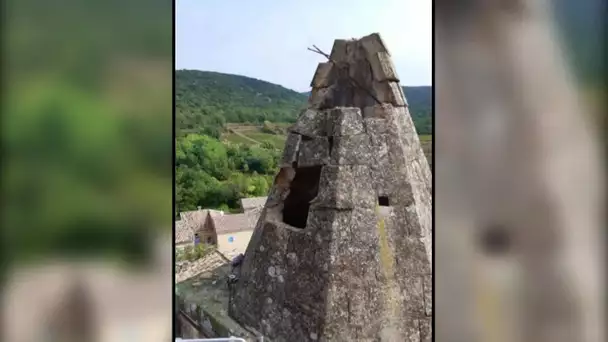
<box><xmin>176</xmin><ymin>243</ymin><xmax>215</xmax><ymax>262</ymax></box>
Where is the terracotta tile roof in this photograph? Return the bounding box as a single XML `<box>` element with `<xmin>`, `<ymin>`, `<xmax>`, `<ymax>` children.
<box><xmin>174</xmin><ymin>220</ymin><xmax>192</xmax><ymax>244</ymax></box>
<box><xmin>175</xmin><ymin>250</ymin><xmax>230</xmax><ymax>283</ymax></box>
<box><xmin>209</xmin><ymin>209</ymin><xmax>261</xmax><ymax>235</ymax></box>
<box><xmin>239</xmin><ymin>196</ymin><xmax>267</xmax><ymax>211</ymax></box>
<box><xmin>175</xmin><ymin>208</ymin><xmax>209</xmax><ymax>244</ymax></box>
<box><xmin>179</xmin><ymin>209</ymin><xmax>209</xmax><ymax>229</ymax></box>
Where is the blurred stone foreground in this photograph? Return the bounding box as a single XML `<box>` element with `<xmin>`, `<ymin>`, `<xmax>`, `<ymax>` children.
<box><xmin>3</xmin><ymin>235</ymin><xmax>173</xmax><ymax>342</ymax></box>
<box><xmin>435</xmin><ymin>1</ymin><xmax>604</xmax><ymax>342</ymax></box>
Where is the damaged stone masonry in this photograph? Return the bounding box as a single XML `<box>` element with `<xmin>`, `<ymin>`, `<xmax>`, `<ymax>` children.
<box><xmin>229</xmin><ymin>33</ymin><xmax>432</xmax><ymax>341</ymax></box>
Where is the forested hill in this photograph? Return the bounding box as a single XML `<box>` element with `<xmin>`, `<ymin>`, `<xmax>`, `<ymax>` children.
<box><xmin>401</xmin><ymin>86</ymin><xmax>432</xmax><ymax>134</ymax></box>
<box><xmin>175</xmin><ymin>69</ymin><xmax>433</xmax><ymax>136</ymax></box>
<box><xmin>176</xmin><ymin>70</ymin><xmax>307</xmax><ymax>137</ymax></box>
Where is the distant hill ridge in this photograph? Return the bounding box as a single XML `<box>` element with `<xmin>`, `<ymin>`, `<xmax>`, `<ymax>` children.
<box><xmin>175</xmin><ymin>70</ymin><xmax>432</xmax><ymax>136</ymax></box>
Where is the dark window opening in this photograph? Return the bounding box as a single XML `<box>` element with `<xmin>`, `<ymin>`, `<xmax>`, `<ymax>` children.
<box><xmin>328</xmin><ymin>136</ymin><xmax>334</xmax><ymax>155</ymax></box>
<box><xmin>282</xmin><ymin>166</ymin><xmax>323</xmax><ymax>228</ymax></box>
<box><xmin>207</xmin><ymin>237</ymin><xmax>213</xmax><ymax>244</ymax></box>
<box><xmin>479</xmin><ymin>223</ymin><xmax>511</xmax><ymax>256</ymax></box>
<box><xmin>301</xmin><ymin>135</ymin><xmax>313</xmax><ymax>141</ymax></box>
<box><xmin>378</xmin><ymin>196</ymin><xmax>390</xmax><ymax>206</ymax></box>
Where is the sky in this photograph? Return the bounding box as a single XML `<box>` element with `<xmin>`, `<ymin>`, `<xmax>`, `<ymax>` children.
<box><xmin>176</xmin><ymin>0</ymin><xmax>431</xmax><ymax>92</ymax></box>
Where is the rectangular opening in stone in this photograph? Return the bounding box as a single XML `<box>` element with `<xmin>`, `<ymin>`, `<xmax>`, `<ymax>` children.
<box><xmin>282</xmin><ymin>165</ymin><xmax>323</xmax><ymax>228</ymax></box>
<box><xmin>378</xmin><ymin>196</ymin><xmax>390</xmax><ymax>206</ymax></box>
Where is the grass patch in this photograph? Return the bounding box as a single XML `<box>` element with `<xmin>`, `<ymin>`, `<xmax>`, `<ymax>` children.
<box><xmin>223</xmin><ymin>133</ymin><xmax>254</xmax><ymax>145</ymax></box>
<box><xmin>176</xmin><ymin>243</ymin><xmax>215</xmax><ymax>262</ymax></box>
<box><xmin>221</xmin><ymin>128</ymin><xmax>287</xmax><ymax>149</ymax></box>
<box><xmin>419</xmin><ymin>134</ymin><xmax>432</xmax><ymax>143</ymax></box>
<box><xmin>246</xmin><ymin>132</ymin><xmax>286</xmax><ymax>148</ymax></box>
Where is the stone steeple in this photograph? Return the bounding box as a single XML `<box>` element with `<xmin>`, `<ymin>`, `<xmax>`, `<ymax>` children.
<box><xmin>229</xmin><ymin>33</ymin><xmax>432</xmax><ymax>341</ymax></box>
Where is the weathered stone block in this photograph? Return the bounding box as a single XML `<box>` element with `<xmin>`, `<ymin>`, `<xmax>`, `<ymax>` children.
<box><xmin>373</xmin><ymin>81</ymin><xmax>407</xmax><ymax>107</ymax></box>
<box><xmin>362</xmin><ymin>103</ymin><xmax>393</xmax><ymax>119</ymax></box>
<box><xmin>386</xmin><ymin>105</ymin><xmax>418</xmax><ymax>137</ymax></box>
<box><xmin>284</xmin><ymin>230</ymin><xmax>329</xmax><ymax>314</ymax></box>
<box><xmin>290</xmin><ymin>108</ymin><xmax>327</xmax><ymax>137</ymax></box>
<box><xmin>359</xmin><ymin>32</ymin><xmax>390</xmax><ymax>56</ymax></box>
<box><xmin>326</xmin><ymin>82</ymin><xmax>355</xmax><ymax>108</ymax></box>
<box><xmin>310</xmin><ymin>62</ymin><xmax>335</xmax><ymax>88</ymax></box>
<box><xmin>348</xmin><ymin>52</ymin><xmax>374</xmax><ymax>85</ymax></box>
<box><xmin>423</xmin><ymin>275</ymin><xmax>432</xmax><ymax>317</ymax></box>
<box><xmin>308</xmin><ymin>87</ymin><xmax>334</xmax><ymax>110</ymax></box>
<box><xmin>397</xmin><ymin>84</ymin><xmax>408</xmax><ymax>104</ymax></box>
<box><xmin>402</xmin><ymin>318</ymin><xmax>422</xmax><ymax>341</ymax></box>
<box><xmin>366</xmin><ymin>132</ymin><xmax>393</xmax><ymax>196</ymax></box>
<box><xmin>350</xmin><ymin>165</ymin><xmax>377</xmax><ymax>208</ymax></box>
<box><xmin>330</xmin><ymin>134</ymin><xmax>372</xmax><ymax>166</ymax></box>
<box><xmin>297</xmin><ymin>136</ymin><xmax>330</xmax><ymax>167</ymax></box>
<box><xmin>394</xmin><ymin>236</ymin><xmax>432</xmax><ymax>275</ymax></box>
<box><xmin>407</xmin><ymin>201</ymin><xmax>431</xmax><ymax>238</ymax></box>
<box><xmin>326</xmin><ymin>107</ymin><xmax>364</xmax><ymax>136</ymax></box>
<box><xmin>310</xmin><ymin>165</ymin><xmax>353</xmax><ymax>209</ymax></box>
<box><xmin>400</xmin><ymin>276</ymin><xmax>426</xmax><ymax>316</ymax></box>
<box><xmin>311</xmin><ymin>165</ymin><xmax>375</xmax><ymax>209</ymax></box>
<box><xmin>419</xmin><ymin>318</ymin><xmax>432</xmax><ymax>342</ymax></box>
<box><xmin>280</xmin><ymin>133</ymin><xmax>302</xmax><ymax>167</ymax></box>
<box><xmin>266</xmin><ymin>184</ymin><xmax>288</xmax><ymax>208</ymax></box>
<box><xmin>351</xmin><ymin>87</ymin><xmax>378</xmax><ymax>109</ymax></box>
<box><xmin>370</xmin><ymin>52</ymin><xmax>400</xmax><ymax>82</ymax></box>
<box><xmin>329</xmin><ymin>39</ymin><xmax>348</xmax><ymax>62</ymax></box>
<box><xmin>364</xmin><ymin>119</ymin><xmax>389</xmax><ymax>141</ymax></box>
<box><xmin>344</xmin><ymin>40</ymin><xmax>358</xmax><ymax>63</ymax></box>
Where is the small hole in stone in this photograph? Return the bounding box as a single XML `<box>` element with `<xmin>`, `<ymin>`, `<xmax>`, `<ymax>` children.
<box><xmin>301</xmin><ymin>135</ymin><xmax>313</xmax><ymax>141</ymax></box>
<box><xmin>479</xmin><ymin>224</ymin><xmax>511</xmax><ymax>256</ymax></box>
<box><xmin>282</xmin><ymin>166</ymin><xmax>322</xmax><ymax>228</ymax></box>
<box><xmin>378</xmin><ymin>196</ymin><xmax>390</xmax><ymax>206</ymax></box>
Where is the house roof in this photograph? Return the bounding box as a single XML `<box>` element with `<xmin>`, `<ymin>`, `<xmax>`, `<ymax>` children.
<box><xmin>179</xmin><ymin>208</ymin><xmax>209</xmax><ymax>227</ymax></box>
<box><xmin>174</xmin><ymin>220</ymin><xmax>192</xmax><ymax>244</ymax></box>
<box><xmin>239</xmin><ymin>196</ymin><xmax>267</xmax><ymax>211</ymax></box>
<box><xmin>209</xmin><ymin>209</ymin><xmax>261</xmax><ymax>235</ymax></box>
<box><xmin>175</xmin><ymin>250</ymin><xmax>230</xmax><ymax>283</ymax></box>
<box><xmin>175</xmin><ymin>208</ymin><xmax>209</xmax><ymax>244</ymax></box>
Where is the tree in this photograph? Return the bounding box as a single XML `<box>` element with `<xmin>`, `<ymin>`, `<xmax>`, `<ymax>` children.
<box><xmin>176</xmin><ymin>134</ymin><xmax>230</xmax><ymax>180</ymax></box>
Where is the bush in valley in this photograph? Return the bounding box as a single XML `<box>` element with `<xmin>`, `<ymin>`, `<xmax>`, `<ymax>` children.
<box><xmin>176</xmin><ymin>243</ymin><xmax>215</xmax><ymax>262</ymax></box>
<box><xmin>175</xmin><ymin>133</ymin><xmax>279</xmax><ymax>213</ymax></box>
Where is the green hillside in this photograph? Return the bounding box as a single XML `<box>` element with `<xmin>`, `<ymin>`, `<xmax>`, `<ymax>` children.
<box><xmin>175</xmin><ymin>70</ymin><xmax>432</xmax><ymax>136</ymax></box>
<box><xmin>174</xmin><ymin>70</ymin><xmax>432</xmax><ymax>214</ymax></box>
<box><xmin>176</xmin><ymin>70</ymin><xmax>307</xmax><ymax>138</ymax></box>
<box><xmin>552</xmin><ymin>0</ymin><xmax>605</xmax><ymax>86</ymax></box>
<box><xmin>401</xmin><ymin>86</ymin><xmax>432</xmax><ymax>135</ymax></box>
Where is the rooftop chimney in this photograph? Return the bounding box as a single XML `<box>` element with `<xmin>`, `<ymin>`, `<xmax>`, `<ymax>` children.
<box><xmin>229</xmin><ymin>33</ymin><xmax>432</xmax><ymax>341</ymax></box>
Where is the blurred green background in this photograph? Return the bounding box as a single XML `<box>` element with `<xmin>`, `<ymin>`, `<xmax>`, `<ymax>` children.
<box><xmin>2</xmin><ymin>0</ymin><xmax>173</xmax><ymax>265</ymax></box>
<box><xmin>0</xmin><ymin>0</ymin><xmax>603</xmax><ymax>267</ymax></box>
